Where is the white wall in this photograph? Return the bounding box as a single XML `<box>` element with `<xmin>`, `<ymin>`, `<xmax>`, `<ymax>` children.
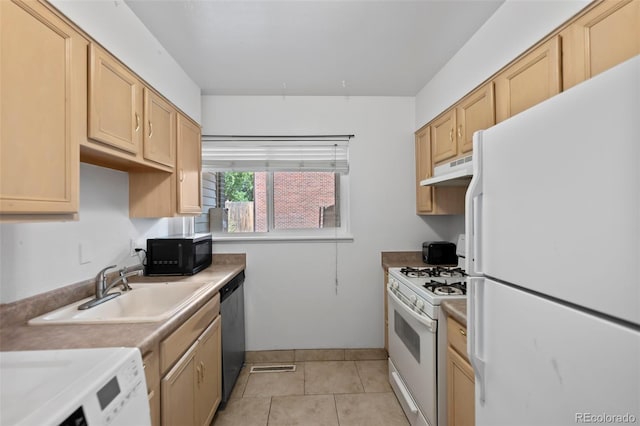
<box><xmin>50</xmin><ymin>0</ymin><xmax>202</xmax><ymax>123</ymax></box>
<box><xmin>202</xmin><ymin>95</ymin><xmax>455</xmax><ymax>350</ymax></box>
<box><xmin>415</xmin><ymin>0</ymin><xmax>590</xmax><ymax>128</ymax></box>
<box><xmin>0</xmin><ymin>164</ymin><xmax>181</xmax><ymax>303</ymax></box>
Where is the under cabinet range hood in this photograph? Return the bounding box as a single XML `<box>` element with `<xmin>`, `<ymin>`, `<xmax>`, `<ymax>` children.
<box><xmin>420</xmin><ymin>154</ymin><xmax>473</xmax><ymax>187</ymax></box>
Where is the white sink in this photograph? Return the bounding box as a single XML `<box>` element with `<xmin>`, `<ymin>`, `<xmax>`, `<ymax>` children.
<box><xmin>28</xmin><ymin>282</ymin><xmax>212</xmax><ymax>325</ymax></box>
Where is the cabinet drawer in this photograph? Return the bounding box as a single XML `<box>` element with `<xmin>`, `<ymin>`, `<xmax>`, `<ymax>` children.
<box><xmin>160</xmin><ymin>293</ymin><xmax>220</xmax><ymax>374</ymax></box>
<box><xmin>447</xmin><ymin>316</ymin><xmax>468</xmax><ymax>359</ymax></box>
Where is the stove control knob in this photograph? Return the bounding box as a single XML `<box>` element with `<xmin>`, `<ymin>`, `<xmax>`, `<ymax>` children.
<box><xmin>409</xmin><ymin>295</ymin><xmax>417</xmax><ymax>305</ymax></box>
<box><xmin>415</xmin><ymin>300</ymin><xmax>425</xmax><ymax>310</ymax></box>
<box><xmin>390</xmin><ymin>280</ymin><xmax>399</xmax><ymax>290</ymax></box>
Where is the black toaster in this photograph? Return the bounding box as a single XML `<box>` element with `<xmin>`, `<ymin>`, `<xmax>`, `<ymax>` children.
<box><xmin>422</xmin><ymin>241</ymin><xmax>457</xmax><ymax>265</ymax></box>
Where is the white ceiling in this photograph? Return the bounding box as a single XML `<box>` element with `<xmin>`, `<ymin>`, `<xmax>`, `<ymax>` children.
<box><xmin>125</xmin><ymin>0</ymin><xmax>504</xmax><ymax>96</ymax></box>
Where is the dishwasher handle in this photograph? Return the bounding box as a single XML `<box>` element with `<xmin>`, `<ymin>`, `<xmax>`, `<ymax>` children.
<box><xmin>220</xmin><ymin>270</ymin><xmax>245</xmax><ymax>302</ymax></box>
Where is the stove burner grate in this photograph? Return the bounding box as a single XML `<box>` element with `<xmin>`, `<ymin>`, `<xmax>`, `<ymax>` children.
<box><xmin>423</xmin><ymin>280</ymin><xmax>467</xmax><ymax>296</ymax></box>
<box><xmin>399</xmin><ymin>267</ymin><xmax>430</xmax><ymax>278</ymax></box>
<box><xmin>399</xmin><ymin>266</ymin><xmax>467</xmax><ymax>279</ymax></box>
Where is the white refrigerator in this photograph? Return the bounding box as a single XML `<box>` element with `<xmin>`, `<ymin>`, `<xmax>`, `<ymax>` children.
<box><xmin>465</xmin><ymin>55</ymin><xmax>640</xmax><ymax>426</ymax></box>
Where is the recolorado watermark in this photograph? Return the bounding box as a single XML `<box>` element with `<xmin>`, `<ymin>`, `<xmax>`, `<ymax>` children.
<box><xmin>576</xmin><ymin>413</ymin><xmax>637</xmax><ymax>424</ymax></box>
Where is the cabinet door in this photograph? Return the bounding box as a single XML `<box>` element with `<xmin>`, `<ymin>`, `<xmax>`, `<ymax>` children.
<box><xmin>456</xmin><ymin>82</ymin><xmax>495</xmax><ymax>155</ymax></box>
<box><xmin>161</xmin><ymin>343</ymin><xmax>197</xmax><ymax>426</ymax></box>
<box><xmin>88</xmin><ymin>43</ymin><xmax>142</xmax><ymax>154</ymax></box>
<box><xmin>148</xmin><ymin>389</ymin><xmax>161</xmax><ymax>426</ymax></box>
<box><xmin>495</xmin><ymin>36</ymin><xmax>561</xmax><ymax>123</ymax></box>
<box><xmin>431</xmin><ymin>109</ymin><xmax>457</xmax><ymax>164</ymax></box>
<box><xmin>415</xmin><ymin>127</ymin><xmax>433</xmax><ymax>214</ymax></box>
<box><xmin>144</xmin><ymin>88</ymin><xmax>176</xmax><ymax>168</ymax></box>
<box><xmin>143</xmin><ymin>351</ymin><xmax>160</xmax><ymax>426</ymax></box>
<box><xmin>195</xmin><ymin>316</ymin><xmax>222</xmax><ymax>426</ymax></box>
<box><xmin>177</xmin><ymin>113</ymin><xmax>202</xmax><ymax>214</ymax></box>
<box><xmin>447</xmin><ymin>346</ymin><xmax>475</xmax><ymax>426</ymax></box>
<box><xmin>562</xmin><ymin>0</ymin><xmax>640</xmax><ymax>90</ymax></box>
<box><xmin>0</xmin><ymin>0</ymin><xmax>83</xmax><ymax>215</ymax></box>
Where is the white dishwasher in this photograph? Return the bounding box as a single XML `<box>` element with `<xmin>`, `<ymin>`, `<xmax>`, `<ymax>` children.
<box><xmin>0</xmin><ymin>347</ymin><xmax>150</xmax><ymax>426</ymax></box>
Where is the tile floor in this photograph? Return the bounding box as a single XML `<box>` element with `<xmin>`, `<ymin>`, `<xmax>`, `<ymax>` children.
<box><xmin>212</xmin><ymin>357</ymin><xmax>409</xmax><ymax>426</ymax></box>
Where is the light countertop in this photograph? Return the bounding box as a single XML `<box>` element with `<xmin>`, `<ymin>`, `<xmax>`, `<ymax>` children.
<box><xmin>442</xmin><ymin>299</ymin><xmax>467</xmax><ymax>325</ymax></box>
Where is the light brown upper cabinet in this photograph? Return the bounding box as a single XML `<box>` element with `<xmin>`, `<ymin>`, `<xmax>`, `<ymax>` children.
<box><xmin>429</xmin><ymin>83</ymin><xmax>495</xmax><ymax>170</ymax></box>
<box><xmin>455</xmin><ymin>82</ymin><xmax>495</xmax><ymax>155</ymax></box>
<box><xmin>415</xmin><ymin>126</ymin><xmax>466</xmax><ymax>216</ymax></box>
<box><xmin>562</xmin><ymin>0</ymin><xmax>640</xmax><ymax>90</ymax></box>
<box><xmin>1</xmin><ymin>0</ymin><xmax>86</xmax><ymax>218</ymax></box>
<box><xmin>177</xmin><ymin>114</ymin><xmax>203</xmax><ymax>214</ymax></box>
<box><xmin>431</xmin><ymin>109</ymin><xmax>457</xmax><ymax>164</ymax></box>
<box><xmin>129</xmin><ymin>113</ymin><xmax>202</xmax><ymax>218</ymax></box>
<box><xmin>495</xmin><ymin>36</ymin><xmax>562</xmax><ymax>123</ymax></box>
<box><xmin>85</xmin><ymin>43</ymin><xmax>175</xmax><ymax>173</ymax></box>
<box><xmin>144</xmin><ymin>88</ymin><xmax>176</xmax><ymax>168</ymax></box>
<box><xmin>88</xmin><ymin>44</ymin><xmax>142</xmax><ymax>155</ymax></box>
<box><xmin>415</xmin><ymin>126</ymin><xmax>433</xmax><ymax>214</ymax></box>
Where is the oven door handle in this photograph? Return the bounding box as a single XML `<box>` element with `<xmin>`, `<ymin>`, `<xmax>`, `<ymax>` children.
<box><xmin>387</xmin><ymin>287</ymin><xmax>437</xmax><ymax>333</ymax></box>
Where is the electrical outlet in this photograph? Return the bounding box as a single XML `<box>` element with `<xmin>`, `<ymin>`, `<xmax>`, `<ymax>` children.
<box><xmin>79</xmin><ymin>242</ymin><xmax>92</xmax><ymax>265</ymax></box>
<box><xmin>129</xmin><ymin>238</ymin><xmax>136</xmax><ymax>257</ymax></box>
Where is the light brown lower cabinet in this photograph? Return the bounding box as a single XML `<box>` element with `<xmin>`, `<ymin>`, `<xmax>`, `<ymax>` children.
<box><xmin>447</xmin><ymin>317</ymin><xmax>475</xmax><ymax>426</ymax></box>
<box><xmin>141</xmin><ymin>294</ymin><xmax>222</xmax><ymax>426</ymax></box>
<box><xmin>161</xmin><ymin>314</ymin><xmax>221</xmax><ymax>426</ymax></box>
<box><xmin>148</xmin><ymin>388</ymin><xmax>161</xmax><ymax>426</ymax></box>
<box><xmin>195</xmin><ymin>317</ymin><xmax>223</xmax><ymax>425</ymax></box>
<box><xmin>162</xmin><ymin>343</ymin><xmax>198</xmax><ymax>426</ymax></box>
<box><xmin>143</xmin><ymin>350</ymin><xmax>161</xmax><ymax>426</ymax></box>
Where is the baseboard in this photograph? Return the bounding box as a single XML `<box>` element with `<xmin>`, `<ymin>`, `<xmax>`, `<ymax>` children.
<box><xmin>245</xmin><ymin>348</ymin><xmax>387</xmax><ymax>363</ymax></box>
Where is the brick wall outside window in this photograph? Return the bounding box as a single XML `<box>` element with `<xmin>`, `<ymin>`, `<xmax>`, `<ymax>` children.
<box><xmin>253</xmin><ymin>172</ymin><xmax>336</xmax><ymax>230</ymax></box>
<box><xmin>255</xmin><ymin>172</ymin><xmax>268</xmax><ymax>232</ymax></box>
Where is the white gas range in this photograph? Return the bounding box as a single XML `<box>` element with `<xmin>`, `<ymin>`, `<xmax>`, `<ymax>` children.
<box><xmin>387</xmin><ymin>239</ymin><xmax>467</xmax><ymax>426</ymax></box>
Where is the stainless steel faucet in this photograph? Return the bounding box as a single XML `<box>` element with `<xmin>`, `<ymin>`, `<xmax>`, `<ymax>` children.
<box><xmin>78</xmin><ymin>263</ymin><xmax>144</xmax><ymax>310</ymax></box>
<box><xmin>117</xmin><ymin>263</ymin><xmax>145</xmax><ymax>291</ymax></box>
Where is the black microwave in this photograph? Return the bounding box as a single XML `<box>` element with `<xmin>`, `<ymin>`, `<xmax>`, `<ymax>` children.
<box><xmin>145</xmin><ymin>233</ymin><xmax>212</xmax><ymax>276</ymax></box>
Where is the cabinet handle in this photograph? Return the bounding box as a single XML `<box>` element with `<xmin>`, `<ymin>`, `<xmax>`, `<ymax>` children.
<box><xmin>449</xmin><ymin>128</ymin><xmax>454</xmax><ymax>142</ymax></box>
<box><xmin>179</xmin><ymin>169</ymin><xmax>185</xmax><ymax>182</ymax></box>
<box><xmin>148</xmin><ymin>121</ymin><xmax>153</xmax><ymax>138</ymax></box>
<box><xmin>135</xmin><ymin>113</ymin><xmax>140</xmax><ymax>132</ymax></box>
<box><xmin>459</xmin><ymin>328</ymin><xmax>466</xmax><ymax>337</ymax></box>
<box><xmin>201</xmin><ymin>361</ymin><xmax>205</xmax><ymax>378</ymax></box>
<box><xmin>457</xmin><ymin>124</ymin><xmax>463</xmax><ymax>139</ymax></box>
<box><xmin>196</xmin><ymin>365</ymin><xmax>202</xmax><ymax>384</ymax></box>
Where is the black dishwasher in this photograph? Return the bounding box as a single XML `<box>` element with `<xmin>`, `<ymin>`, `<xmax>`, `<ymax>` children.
<box><xmin>219</xmin><ymin>270</ymin><xmax>245</xmax><ymax>408</ymax></box>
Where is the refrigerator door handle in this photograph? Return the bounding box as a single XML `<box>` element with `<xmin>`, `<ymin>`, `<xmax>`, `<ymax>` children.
<box><xmin>468</xmin><ymin>276</ymin><xmax>487</xmax><ymax>404</ymax></box>
<box><xmin>465</xmin><ymin>131</ymin><xmax>484</xmax><ymax>275</ymax></box>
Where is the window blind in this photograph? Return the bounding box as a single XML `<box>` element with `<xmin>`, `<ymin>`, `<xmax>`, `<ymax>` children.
<box><xmin>201</xmin><ymin>135</ymin><xmax>351</xmax><ymax>173</ymax></box>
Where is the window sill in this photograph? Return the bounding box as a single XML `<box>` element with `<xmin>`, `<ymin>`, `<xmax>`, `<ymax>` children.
<box><xmin>211</xmin><ymin>232</ymin><xmax>354</xmax><ymax>243</ymax></box>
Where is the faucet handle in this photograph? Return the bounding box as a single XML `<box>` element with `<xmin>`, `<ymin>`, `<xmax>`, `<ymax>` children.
<box><xmin>96</xmin><ymin>264</ymin><xmax>117</xmax><ymax>282</ymax></box>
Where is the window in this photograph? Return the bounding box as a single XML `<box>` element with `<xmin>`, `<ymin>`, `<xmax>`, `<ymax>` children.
<box><xmin>200</xmin><ymin>135</ymin><xmax>351</xmax><ymax>240</ymax></box>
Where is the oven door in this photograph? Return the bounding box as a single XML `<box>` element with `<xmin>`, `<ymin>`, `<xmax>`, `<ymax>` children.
<box><xmin>387</xmin><ymin>287</ymin><xmax>438</xmax><ymax>426</ymax></box>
